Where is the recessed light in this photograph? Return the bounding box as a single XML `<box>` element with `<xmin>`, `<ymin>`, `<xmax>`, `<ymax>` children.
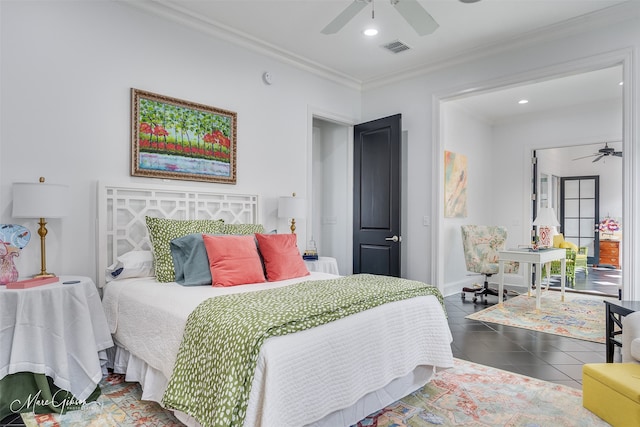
<box><xmin>619</xmin><ymin>81</ymin><xmax>624</xmax><ymax>86</ymax></box>
<box><xmin>363</xmin><ymin>28</ymin><xmax>378</xmax><ymax>36</ymax></box>
<box><xmin>518</xmin><ymin>99</ymin><xmax>529</xmax><ymax>104</ymax></box>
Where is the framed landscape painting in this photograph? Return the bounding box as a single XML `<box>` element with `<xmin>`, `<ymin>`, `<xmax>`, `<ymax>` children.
<box><xmin>131</xmin><ymin>89</ymin><xmax>237</xmax><ymax>184</ymax></box>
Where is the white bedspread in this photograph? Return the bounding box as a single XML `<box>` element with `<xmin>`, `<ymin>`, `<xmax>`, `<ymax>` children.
<box><xmin>102</xmin><ymin>273</ymin><xmax>453</xmax><ymax>427</ymax></box>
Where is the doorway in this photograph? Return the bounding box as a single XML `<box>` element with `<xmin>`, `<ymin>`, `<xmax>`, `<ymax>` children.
<box><xmin>310</xmin><ymin>114</ymin><xmax>403</xmax><ymax>277</ymax></box>
<box><xmin>436</xmin><ymin>61</ymin><xmax>628</xmax><ymax>298</ymax></box>
<box><xmin>535</xmin><ymin>145</ymin><xmax>622</xmax><ymax>296</ymax></box>
<box><xmin>311</xmin><ymin>117</ymin><xmax>352</xmax><ymax>275</ymax></box>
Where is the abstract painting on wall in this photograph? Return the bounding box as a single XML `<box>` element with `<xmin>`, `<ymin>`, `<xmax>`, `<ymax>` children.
<box><xmin>444</xmin><ymin>150</ymin><xmax>467</xmax><ymax>218</ymax></box>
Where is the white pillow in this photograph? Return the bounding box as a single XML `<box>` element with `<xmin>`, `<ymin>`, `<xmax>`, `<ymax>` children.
<box><xmin>106</xmin><ymin>250</ymin><xmax>154</xmax><ymax>282</ymax></box>
<box><xmin>631</xmin><ymin>337</ymin><xmax>640</xmax><ymax>362</ymax></box>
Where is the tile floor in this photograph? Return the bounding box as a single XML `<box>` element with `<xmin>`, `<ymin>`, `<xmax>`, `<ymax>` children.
<box><xmin>0</xmin><ymin>267</ymin><xmax>622</xmax><ymax>427</ymax></box>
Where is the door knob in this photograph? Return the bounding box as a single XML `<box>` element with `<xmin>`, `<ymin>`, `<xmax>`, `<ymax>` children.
<box><xmin>385</xmin><ymin>235</ymin><xmax>400</xmax><ymax>242</ymax></box>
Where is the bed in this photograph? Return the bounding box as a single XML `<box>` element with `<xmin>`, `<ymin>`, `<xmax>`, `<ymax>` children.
<box><xmin>97</xmin><ymin>182</ymin><xmax>453</xmax><ymax>427</ymax></box>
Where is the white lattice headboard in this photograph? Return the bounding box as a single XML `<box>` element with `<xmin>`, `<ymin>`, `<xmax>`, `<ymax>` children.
<box><xmin>96</xmin><ymin>182</ymin><xmax>259</xmax><ymax>287</ymax></box>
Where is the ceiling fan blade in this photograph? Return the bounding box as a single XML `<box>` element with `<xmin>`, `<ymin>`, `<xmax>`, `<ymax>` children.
<box><xmin>614</xmin><ymin>151</ymin><xmax>623</xmax><ymax>157</ymax></box>
<box><xmin>321</xmin><ymin>0</ymin><xmax>369</xmax><ymax>35</ymax></box>
<box><xmin>392</xmin><ymin>0</ymin><xmax>439</xmax><ymax>36</ymax></box>
<box><xmin>592</xmin><ymin>155</ymin><xmax>604</xmax><ymax>163</ymax></box>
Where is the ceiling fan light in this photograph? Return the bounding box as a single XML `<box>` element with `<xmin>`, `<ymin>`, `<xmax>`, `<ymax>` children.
<box><xmin>363</xmin><ymin>27</ymin><xmax>378</xmax><ymax>36</ymax></box>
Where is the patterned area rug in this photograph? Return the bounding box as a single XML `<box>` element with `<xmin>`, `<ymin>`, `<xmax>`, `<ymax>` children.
<box><xmin>21</xmin><ymin>359</ymin><xmax>608</xmax><ymax>427</ymax></box>
<box><xmin>356</xmin><ymin>358</ymin><xmax>608</xmax><ymax>427</ymax></box>
<box><xmin>465</xmin><ymin>290</ymin><xmax>613</xmax><ymax>343</ymax></box>
<box><xmin>21</xmin><ymin>373</ymin><xmax>183</xmax><ymax>427</ymax></box>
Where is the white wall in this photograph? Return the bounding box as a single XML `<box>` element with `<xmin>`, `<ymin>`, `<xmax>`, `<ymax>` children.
<box><xmin>0</xmin><ymin>1</ymin><xmax>360</xmax><ymax>282</ymax></box>
<box><xmin>361</xmin><ymin>13</ymin><xmax>640</xmax><ymax>296</ymax></box>
<box><xmin>441</xmin><ymin>103</ymin><xmax>495</xmax><ymax>291</ymax></box>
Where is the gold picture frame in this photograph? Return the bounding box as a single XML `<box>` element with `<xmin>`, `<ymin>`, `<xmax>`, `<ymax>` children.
<box><xmin>131</xmin><ymin>88</ymin><xmax>237</xmax><ymax>184</ymax></box>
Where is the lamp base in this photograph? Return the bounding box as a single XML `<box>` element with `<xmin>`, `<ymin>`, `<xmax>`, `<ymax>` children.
<box><xmin>34</xmin><ymin>272</ymin><xmax>56</xmax><ymax>278</ymax></box>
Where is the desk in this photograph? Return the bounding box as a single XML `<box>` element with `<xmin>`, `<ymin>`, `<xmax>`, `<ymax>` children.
<box><xmin>0</xmin><ymin>276</ymin><xmax>113</xmax><ymax>401</ymax></box>
<box><xmin>304</xmin><ymin>257</ymin><xmax>339</xmax><ymax>275</ymax></box>
<box><xmin>604</xmin><ymin>300</ymin><xmax>640</xmax><ymax>363</ymax></box>
<box><xmin>498</xmin><ymin>248</ymin><xmax>566</xmax><ymax>311</ymax></box>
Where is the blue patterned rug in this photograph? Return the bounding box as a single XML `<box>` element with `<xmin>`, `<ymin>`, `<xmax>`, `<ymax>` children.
<box><xmin>465</xmin><ymin>291</ymin><xmax>614</xmax><ymax>343</ymax></box>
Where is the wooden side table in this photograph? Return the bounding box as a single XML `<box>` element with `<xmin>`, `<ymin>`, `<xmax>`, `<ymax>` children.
<box><xmin>605</xmin><ymin>300</ymin><xmax>640</xmax><ymax>362</ymax></box>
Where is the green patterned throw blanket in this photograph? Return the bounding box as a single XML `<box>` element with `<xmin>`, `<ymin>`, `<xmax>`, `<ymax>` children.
<box><xmin>162</xmin><ymin>273</ymin><xmax>445</xmax><ymax>427</ymax></box>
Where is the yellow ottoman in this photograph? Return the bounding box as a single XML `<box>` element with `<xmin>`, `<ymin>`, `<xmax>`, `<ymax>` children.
<box><xmin>583</xmin><ymin>363</ymin><xmax>640</xmax><ymax>426</ymax></box>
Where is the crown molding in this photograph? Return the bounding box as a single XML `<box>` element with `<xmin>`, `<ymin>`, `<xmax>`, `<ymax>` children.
<box><xmin>117</xmin><ymin>0</ymin><xmax>363</xmax><ymax>91</ymax></box>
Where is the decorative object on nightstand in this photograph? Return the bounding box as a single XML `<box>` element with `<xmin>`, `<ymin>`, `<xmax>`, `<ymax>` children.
<box><xmin>12</xmin><ymin>177</ymin><xmax>70</xmax><ymax>278</ymax></box>
<box><xmin>532</xmin><ymin>207</ymin><xmax>560</xmax><ymax>248</ymax></box>
<box><xmin>303</xmin><ymin>238</ymin><xmax>318</xmax><ymax>260</ymax></box>
<box><xmin>278</xmin><ymin>193</ymin><xmax>305</xmax><ymax>234</ymax></box>
<box><xmin>0</xmin><ymin>224</ymin><xmax>31</xmax><ymax>284</ymax></box>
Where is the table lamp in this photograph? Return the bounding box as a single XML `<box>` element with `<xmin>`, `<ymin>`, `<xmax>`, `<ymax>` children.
<box><xmin>278</xmin><ymin>193</ymin><xmax>306</xmax><ymax>234</ymax></box>
<box><xmin>533</xmin><ymin>207</ymin><xmax>560</xmax><ymax>247</ymax></box>
<box><xmin>12</xmin><ymin>177</ymin><xmax>70</xmax><ymax>278</ymax></box>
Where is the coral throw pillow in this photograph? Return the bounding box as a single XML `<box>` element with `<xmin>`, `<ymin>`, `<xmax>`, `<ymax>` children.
<box><xmin>202</xmin><ymin>234</ymin><xmax>265</xmax><ymax>287</ymax></box>
<box><xmin>256</xmin><ymin>233</ymin><xmax>309</xmax><ymax>281</ymax></box>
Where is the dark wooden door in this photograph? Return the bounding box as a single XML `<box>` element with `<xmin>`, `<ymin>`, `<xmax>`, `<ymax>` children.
<box><xmin>353</xmin><ymin>114</ymin><xmax>401</xmax><ymax>276</ymax></box>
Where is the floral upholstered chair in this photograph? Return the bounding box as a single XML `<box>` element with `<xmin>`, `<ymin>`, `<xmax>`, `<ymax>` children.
<box><xmin>460</xmin><ymin>225</ymin><xmax>519</xmax><ymax>304</ymax></box>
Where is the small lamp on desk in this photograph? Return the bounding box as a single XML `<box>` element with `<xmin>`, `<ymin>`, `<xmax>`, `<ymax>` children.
<box><xmin>533</xmin><ymin>207</ymin><xmax>560</xmax><ymax>248</ymax></box>
<box><xmin>12</xmin><ymin>177</ymin><xmax>70</xmax><ymax>278</ymax></box>
<box><xmin>278</xmin><ymin>193</ymin><xmax>305</xmax><ymax>234</ymax></box>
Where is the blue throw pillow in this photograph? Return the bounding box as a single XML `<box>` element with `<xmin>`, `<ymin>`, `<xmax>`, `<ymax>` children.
<box><xmin>170</xmin><ymin>234</ymin><xmax>212</xmax><ymax>286</ymax></box>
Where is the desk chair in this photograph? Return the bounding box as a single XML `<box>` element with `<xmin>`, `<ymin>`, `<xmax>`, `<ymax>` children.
<box><xmin>460</xmin><ymin>225</ymin><xmax>518</xmax><ymax>304</ymax></box>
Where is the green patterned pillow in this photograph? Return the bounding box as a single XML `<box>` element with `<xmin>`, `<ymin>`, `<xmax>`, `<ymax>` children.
<box><xmin>146</xmin><ymin>216</ymin><xmax>225</xmax><ymax>282</ymax></box>
<box><xmin>222</xmin><ymin>223</ymin><xmax>265</xmax><ymax>235</ymax></box>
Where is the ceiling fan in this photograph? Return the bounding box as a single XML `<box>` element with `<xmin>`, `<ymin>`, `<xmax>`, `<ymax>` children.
<box><xmin>573</xmin><ymin>143</ymin><xmax>623</xmax><ymax>163</ymax></box>
<box><xmin>321</xmin><ymin>0</ymin><xmax>439</xmax><ymax>36</ymax></box>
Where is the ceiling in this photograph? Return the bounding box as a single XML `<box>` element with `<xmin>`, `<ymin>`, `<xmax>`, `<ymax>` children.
<box><xmin>451</xmin><ymin>65</ymin><xmax>624</xmax><ymax>122</ymax></box>
<box><xmin>136</xmin><ymin>0</ymin><xmax>631</xmax><ymax>85</ymax></box>
<box><xmin>131</xmin><ymin>0</ymin><xmax>632</xmax><ymax>119</ymax></box>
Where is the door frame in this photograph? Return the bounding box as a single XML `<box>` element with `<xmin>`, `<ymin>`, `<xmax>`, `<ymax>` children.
<box><xmin>432</xmin><ymin>48</ymin><xmax>635</xmax><ymax>299</ymax></box>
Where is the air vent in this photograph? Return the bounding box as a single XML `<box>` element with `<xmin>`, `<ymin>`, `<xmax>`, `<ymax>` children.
<box><xmin>382</xmin><ymin>40</ymin><xmax>411</xmax><ymax>54</ymax></box>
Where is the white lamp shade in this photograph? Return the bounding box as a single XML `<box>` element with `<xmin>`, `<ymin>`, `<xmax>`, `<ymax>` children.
<box><xmin>278</xmin><ymin>196</ymin><xmax>306</xmax><ymax>219</ymax></box>
<box><xmin>13</xmin><ymin>182</ymin><xmax>70</xmax><ymax>218</ymax></box>
<box><xmin>533</xmin><ymin>207</ymin><xmax>560</xmax><ymax>227</ymax></box>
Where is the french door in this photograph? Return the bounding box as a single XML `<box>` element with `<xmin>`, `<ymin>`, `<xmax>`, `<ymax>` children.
<box><xmin>560</xmin><ymin>176</ymin><xmax>599</xmax><ymax>265</ymax></box>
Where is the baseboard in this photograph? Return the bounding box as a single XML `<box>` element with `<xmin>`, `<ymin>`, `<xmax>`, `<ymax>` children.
<box><xmin>443</xmin><ymin>274</ymin><xmax>525</xmax><ymax>298</ymax></box>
